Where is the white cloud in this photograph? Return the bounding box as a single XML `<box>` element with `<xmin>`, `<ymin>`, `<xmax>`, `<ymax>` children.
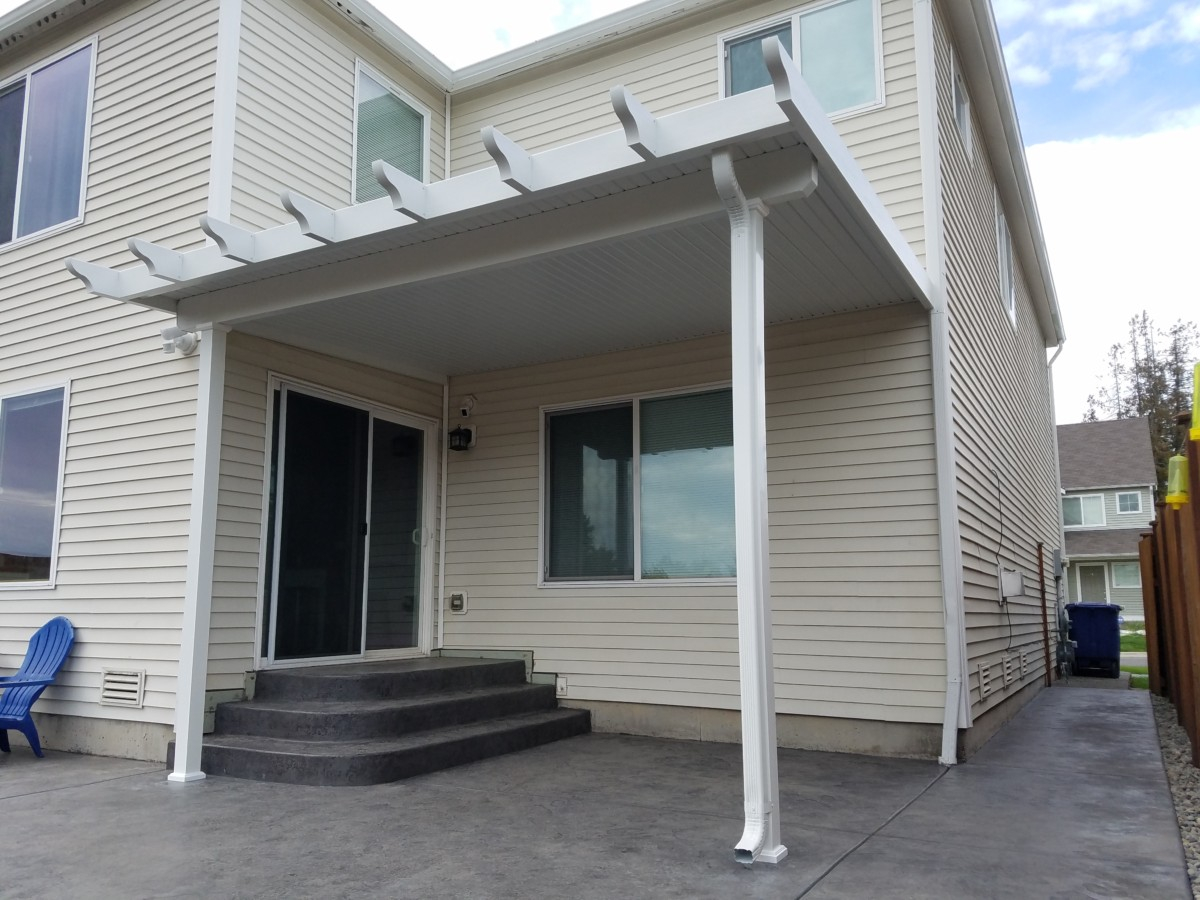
<box><xmin>1042</xmin><ymin>0</ymin><xmax>1149</xmax><ymax>28</ymax></box>
<box><xmin>370</xmin><ymin>0</ymin><xmax>642</xmax><ymax>68</ymax></box>
<box><xmin>1027</xmin><ymin>123</ymin><xmax>1200</xmax><ymax>422</ymax></box>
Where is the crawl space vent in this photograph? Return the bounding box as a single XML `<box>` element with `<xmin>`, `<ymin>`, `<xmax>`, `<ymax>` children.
<box><xmin>100</xmin><ymin>669</ymin><xmax>146</xmax><ymax>708</ymax></box>
<box><xmin>978</xmin><ymin>663</ymin><xmax>995</xmax><ymax>700</ymax></box>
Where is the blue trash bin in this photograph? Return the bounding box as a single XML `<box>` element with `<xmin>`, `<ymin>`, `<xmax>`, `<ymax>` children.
<box><xmin>1065</xmin><ymin>602</ymin><xmax>1122</xmax><ymax>678</ymax></box>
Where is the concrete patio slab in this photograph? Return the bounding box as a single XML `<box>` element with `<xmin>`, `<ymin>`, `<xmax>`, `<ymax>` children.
<box><xmin>0</xmin><ymin>683</ymin><xmax>1189</xmax><ymax>899</ymax></box>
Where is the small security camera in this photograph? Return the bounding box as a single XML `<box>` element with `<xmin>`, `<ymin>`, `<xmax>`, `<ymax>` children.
<box><xmin>458</xmin><ymin>395</ymin><xmax>476</xmax><ymax>419</ymax></box>
<box><xmin>459</xmin><ymin>405</ymin><xmax>472</xmax><ymax>418</ymax></box>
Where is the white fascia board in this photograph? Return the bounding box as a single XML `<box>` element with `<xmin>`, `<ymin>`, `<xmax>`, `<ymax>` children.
<box><xmin>0</xmin><ymin>0</ymin><xmax>78</xmax><ymax>41</ymax></box>
<box><xmin>949</xmin><ymin>0</ymin><xmax>1065</xmax><ymax>348</ymax></box>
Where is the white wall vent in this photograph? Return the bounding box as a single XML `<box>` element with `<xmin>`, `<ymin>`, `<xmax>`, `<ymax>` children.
<box><xmin>100</xmin><ymin>669</ymin><xmax>146</xmax><ymax>708</ymax></box>
<box><xmin>1002</xmin><ymin>655</ymin><xmax>1015</xmax><ymax>686</ymax></box>
<box><xmin>1019</xmin><ymin>650</ymin><xmax>1030</xmax><ymax>677</ymax></box>
<box><xmin>978</xmin><ymin>663</ymin><xmax>995</xmax><ymax>700</ymax></box>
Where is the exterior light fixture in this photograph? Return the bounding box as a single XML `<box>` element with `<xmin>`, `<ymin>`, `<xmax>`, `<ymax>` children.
<box><xmin>448</xmin><ymin>425</ymin><xmax>476</xmax><ymax>452</ymax></box>
<box><xmin>161</xmin><ymin>326</ymin><xmax>200</xmax><ymax>355</ymax></box>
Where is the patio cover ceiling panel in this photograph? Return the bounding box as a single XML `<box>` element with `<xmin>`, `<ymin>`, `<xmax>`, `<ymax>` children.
<box><xmin>66</xmin><ymin>48</ymin><xmax>934</xmax><ymax>379</ymax></box>
<box><xmin>230</xmin><ymin>183</ymin><xmax>911</xmax><ymax>379</ymax></box>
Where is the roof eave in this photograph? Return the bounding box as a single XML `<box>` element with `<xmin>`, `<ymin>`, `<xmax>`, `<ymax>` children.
<box><xmin>948</xmin><ymin>0</ymin><xmax>1065</xmax><ymax>349</ymax></box>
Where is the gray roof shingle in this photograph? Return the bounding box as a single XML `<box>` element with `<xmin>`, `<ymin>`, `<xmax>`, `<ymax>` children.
<box><xmin>1057</xmin><ymin>418</ymin><xmax>1156</xmax><ymax>489</ymax></box>
<box><xmin>1064</xmin><ymin>528</ymin><xmax>1148</xmax><ymax>558</ymax></box>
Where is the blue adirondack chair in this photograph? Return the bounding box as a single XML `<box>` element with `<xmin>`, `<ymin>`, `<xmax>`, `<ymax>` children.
<box><xmin>0</xmin><ymin>617</ymin><xmax>75</xmax><ymax>758</ymax></box>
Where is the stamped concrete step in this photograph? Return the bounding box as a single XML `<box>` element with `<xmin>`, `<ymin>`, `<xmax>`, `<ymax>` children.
<box><xmin>200</xmin><ymin>708</ymin><xmax>591</xmax><ymax>785</ymax></box>
<box><xmin>252</xmin><ymin>657</ymin><xmax>526</xmax><ymax>701</ymax></box>
<box><xmin>215</xmin><ymin>682</ymin><xmax>558</xmax><ymax>741</ymax></box>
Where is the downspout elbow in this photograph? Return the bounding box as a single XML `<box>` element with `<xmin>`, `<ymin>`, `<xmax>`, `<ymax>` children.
<box><xmin>734</xmin><ymin>818</ymin><xmax>767</xmax><ymax>865</ymax></box>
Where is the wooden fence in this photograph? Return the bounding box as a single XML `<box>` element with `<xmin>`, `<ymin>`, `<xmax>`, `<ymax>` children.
<box><xmin>1140</xmin><ymin>418</ymin><xmax>1200</xmax><ymax>766</ymax></box>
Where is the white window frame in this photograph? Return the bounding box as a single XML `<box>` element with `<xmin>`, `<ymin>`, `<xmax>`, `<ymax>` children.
<box><xmin>1116</xmin><ymin>491</ymin><xmax>1142</xmax><ymax>515</ymax></box>
<box><xmin>1110</xmin><ymin>561</ymin><xmax>1142</xmax><ymax>590</ymax></box>
<box><xmin>254</xmin><ymin>373</ymin><xmax>441</xmax><ymax>668</ymax></box>
<box><xmin>996</xmin><ymin>197</ymin><xmax>1016</xmax><ymax>325</ymax></box>
<box><xmin>717</xmin><ymin>0</ymin><xmax>885</xmax><ymax>121</ymax></box>
<box><xmin>538</xmin><ymin>382</ymin><xmax>735</xmax><ymax>588</ymax></box>
<box><xmin>351</xmin><ymin>60</ymin><xmax>432</xmax><ymax>204</ymax></box>
<box><xmin>0</xmin><ymin>381</ymin><xmax>71</xmax><ymax>590</ymax></box>
<box><xmin>1062</xmin><ymin>493</ymin><xmax>1106</xmax><ymax>528</ymax></box>
<box><xmin>0</xmin><ymin>36</ymin><xmax>98</xmax><ymax>254</ymax></box>
<box><xmin>952</xmin><ymin>50</ymin><xmax>972</xmax><ymax>160</ymax></box>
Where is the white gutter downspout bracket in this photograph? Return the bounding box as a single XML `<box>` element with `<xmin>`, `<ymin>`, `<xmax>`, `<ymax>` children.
<box><xmin>713</xmin><ymin>149</ymin><xmax>787</xmax><ymax>866</ymax></box>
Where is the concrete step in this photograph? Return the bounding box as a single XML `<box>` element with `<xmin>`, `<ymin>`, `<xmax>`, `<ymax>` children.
<box><xmin>199</xmin><ymin>708</ymin><xmax>591</xmax><ymax>786</ymax></box>
<box><xmin>252</xmin><ymin>657</ymin><xmax>526</xmax><ymax>702</ymax></box>
<box><xmin>214</xmin><ymin>683</ymin><xmax>559</xmax><ymax>741</ymax></box>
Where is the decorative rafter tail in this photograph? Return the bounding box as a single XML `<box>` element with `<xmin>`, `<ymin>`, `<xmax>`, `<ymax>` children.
<box><xmin>128</xmin><ymin>237</ymin><xmax>188</xmax><ymax>282</ymax></box>
<box><xmin>64</xmin><ymin>259</ymin><xmax>126</xmax><ymax>299</ymax></box>
<box><xmin>281</xmin><ymin>191</ymin><xmax>337</xmax><ymax>244</ymax></box>
<box><xmin>610</xmin><ymin>85</ymin><xmax>660</xmax><ymax>161</ymax></box>
<box><xmin>200</xmin><ymin>215</ymin><xmax>258</xmax><ymax>263</ymax></box>
<box><xmin>481</xmin><ymin>125</ymin><xmax>535</xmax><ymax>194</ymax></box>
<box><xmin>761</xmin><ymin>36</ymin><xmax>806</xmax><ymax>126</ymax></box>
<box><xmin>373</xmin><ymin>160</ymin><xmax>430</xmax><ymax>221</ymax></box>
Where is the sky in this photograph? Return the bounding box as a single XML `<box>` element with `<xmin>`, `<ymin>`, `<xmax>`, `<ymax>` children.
<box><xmin>1</xmin><ymin>0</ymin><xmax>1195</xmax><ymax>422</ymax></box>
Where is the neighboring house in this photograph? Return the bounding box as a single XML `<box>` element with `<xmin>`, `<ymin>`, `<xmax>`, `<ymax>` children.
<box><xmin>1</xmin><ymin>0</ymin><xmax>1065</xmax><ymax>854</ymax></box>
<box><xmin>1058</xmin><ymin>418</ymin><xmax>1156</xmax><ymax>619</ymax></box>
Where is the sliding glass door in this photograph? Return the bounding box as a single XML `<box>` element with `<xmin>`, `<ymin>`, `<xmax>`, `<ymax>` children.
<box><xmin>266</xmin><ymin>385</ymin><xmax>432</xmax><ymax>663</ymax></box>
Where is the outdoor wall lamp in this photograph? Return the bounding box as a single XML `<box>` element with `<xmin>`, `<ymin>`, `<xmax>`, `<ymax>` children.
<box><xmin>161</xmin><ymin>326</ymin><xmax>201</xmax><ymax>355</ymax></box>
<box><xmin>448</xmin><ymin>425</ymin><xmax>476</xmax><ymax>452</ymax></box>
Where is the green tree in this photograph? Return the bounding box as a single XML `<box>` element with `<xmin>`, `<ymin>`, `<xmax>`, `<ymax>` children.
<box><xmin>1085</xmin><ymin>312</ymin><xmax>1198</xmax><ymax>495</ymax></box>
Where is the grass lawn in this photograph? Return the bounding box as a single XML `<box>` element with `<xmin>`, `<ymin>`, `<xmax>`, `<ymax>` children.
<box><xmin>1121</xmin><ymin>663</ymin><xmax>1149</xmax><ymax>690</ymax></box>
<box><xmin>1120</xmin><ymin>632</ymin><xmax>1147</xmax><ymax>651</ymax></box>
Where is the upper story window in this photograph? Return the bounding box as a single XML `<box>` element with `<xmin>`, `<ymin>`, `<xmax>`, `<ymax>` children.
<box><xmin>1062</xmin><ymin>494</ymin><xmax>1104</xmax><ymax>528</ymax></box>
<box><xmin>0</xmin><ymin>386</ymin><xmax>68</xmax><ymax>586</ymax></box>
<box><xmin>952</xmin><ymin>53</ymin><xmax>972</xmax><ymax>158</ymax></box>
<box><xmin>0</xmin><ymin>42</ymin><xmax>95</xmax><ymax>248</ymax></box>
<box><xmin>1116</xmin><ymin>491</ymin><xmax>1142</xmax><ymax>514</ymax></box>
<box><xmin>996</xmin><ymin>204</ymin><xmax>1016</xmax><ymax>324</ymax></box>
<box><xmin>353</xmin><ymin>63</ymin><xmax>429</xmax><ymax>203</ymax></box>
<box><xmin>723</xmin><ymin>0</ymin><xmax>882</xmax><ymax>118</ymax></box>
<box><xmin>544</xmin><ymin>388</ymin><xmax>734</xmax><ymax>582</ymax></box>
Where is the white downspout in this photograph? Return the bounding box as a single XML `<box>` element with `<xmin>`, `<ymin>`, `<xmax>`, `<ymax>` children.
<box><xmin>169</xmin><ymin>324</ymin><xmax>228</xmax><ymax>783</ymax></box>
<box><xmin>914</xmin><ymin>0</ymin><xmax>971</xmax><ymax>765</ymax></box>
<box><xmin>437</xmin><ymin>380</ymin><xmax>450</xmax><ymax>650</ymax></box>
<box><xmin>713</xmin><ymin>149</ymin><xmax>787</xmax><ymax>866</ymax></box>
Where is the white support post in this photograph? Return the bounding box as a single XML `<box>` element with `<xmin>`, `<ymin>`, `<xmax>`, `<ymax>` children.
<box><xmin>169</xmin><ymin>324</ymin><xmax>228</xmax><ymax>784</ymax></box>
<box><xmin>713</xmin><ymin>150</ymin><xmax>786</xmax><ymax>866</ymax></box>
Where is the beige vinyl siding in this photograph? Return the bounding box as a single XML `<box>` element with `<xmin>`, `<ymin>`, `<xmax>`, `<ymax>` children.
<box><xmin>934</xmin><ymin>8</ymin><xmax>1060</xmax><ymax>715</ymax></box>
<box><xmin>230</xmin><ymin>0</ymin><xmax>447</xmax><ymax>230</ymax></box>
<box><xmin>0</xmin><ymin>0</ymin><xmax>219</xmax><ymax>727</ymax></box>
<box><xmin>443</xmin><ymin>303</ymin><xmax>945</xmax><ymax>724</ymax></box>
<box><xmin>450</xmin><ymin>0</ymin><xmax>924</xmax><ymax>259</ymax></box>
<box><xmin>207</xmin><ymin>333</ymin><xmax>444</xmax><ymax>688</ymax></box>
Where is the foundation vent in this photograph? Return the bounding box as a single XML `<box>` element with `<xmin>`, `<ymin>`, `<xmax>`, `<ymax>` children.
<box><xmin>978</xmin><ymin>663</ymin><xmax>995</xmax><ymax>700</ymax></box>
<box><xmin>1020</xmin><ymin>650</ymin><xmax>1030</xmax><ymax>677</ymax></box>
<box><xmin>100</xmin><ymin>669</ymin><xmax>146</xmax><ymax>708</ymax></box>
<box><xmin>1002</xmin><ymin>655</ymin><xmax>1015</xmax><ymax>686</ymax></box>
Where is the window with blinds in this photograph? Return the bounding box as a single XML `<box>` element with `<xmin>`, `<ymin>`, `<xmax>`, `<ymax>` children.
<box><xmin>354</xmin><ymin>67</ymin><xmax>426</xmax><ymax>204</ymax></box>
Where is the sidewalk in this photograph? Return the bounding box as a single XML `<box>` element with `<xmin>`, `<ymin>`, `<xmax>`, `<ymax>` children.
<box><xmin>0</xmin><ymin>684</ymin><xmax>1188</xmax><ymax>899</ymax></box>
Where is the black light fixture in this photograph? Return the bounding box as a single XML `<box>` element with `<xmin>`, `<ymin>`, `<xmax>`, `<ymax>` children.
<box><xmin>448</xmin><ymin>425</ymin><xmax>475</xmax><ymax>452</ymax></box>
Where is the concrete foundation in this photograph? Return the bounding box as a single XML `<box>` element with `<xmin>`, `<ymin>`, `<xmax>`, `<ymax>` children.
<box><xmin>567</xmin><ymin>700</ymin><xmax>943</xmax><ymax>759</ymax></box>
<box><xmin>29</xmin><ymin>712</ymin><xmax>174</xmax><ymax>762</ymax></box>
